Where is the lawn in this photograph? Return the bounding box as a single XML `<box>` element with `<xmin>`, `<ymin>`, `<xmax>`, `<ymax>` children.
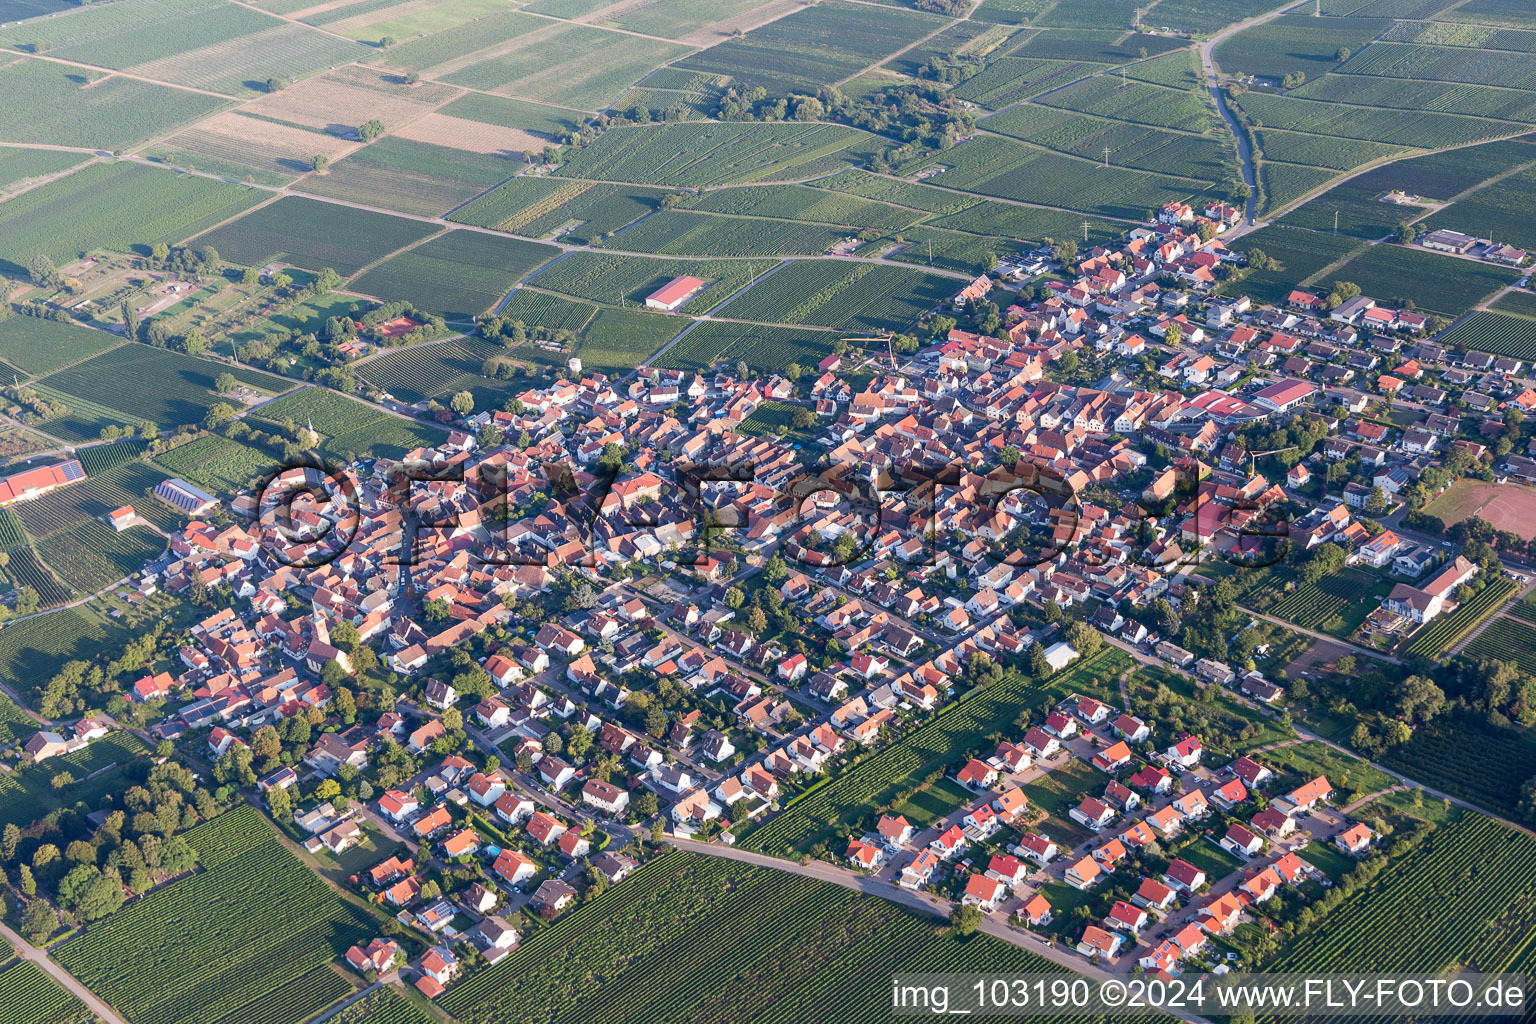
<box><xmin>891</xmin><ymin>777</ymin><xmax>977</xmax><ymax>828</ymax></box>
<box><xmin>1175</xmin><ymin>836</ymin><xmax>1245</xmax><ymax>882</ymax></box>
<box><xmin>1264</xmin><ymin>741</ymin><xmax>1395</xmax><ymax>806</ymax></box>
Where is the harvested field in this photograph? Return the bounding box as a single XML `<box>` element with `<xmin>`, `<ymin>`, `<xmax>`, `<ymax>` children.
<box><xmin>240</xmin><ymin>65</ymin><xmax>460</xmax><ymax>135</ymax></box>
<box><xmin>391</xmin><ymin>112</ymin><xmax>552</xmax><ymax>156</ymax></box>
<box><xmin>148</xmin><ymin>112</ymin><xmax>355</xmax><ymax>185</ymax></box>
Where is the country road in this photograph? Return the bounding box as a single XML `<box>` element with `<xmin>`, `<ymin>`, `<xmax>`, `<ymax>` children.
<box><xmin>0</xmin><ymin>920</ymin><xmax>130</xmax><ymax>1024</ymax></box>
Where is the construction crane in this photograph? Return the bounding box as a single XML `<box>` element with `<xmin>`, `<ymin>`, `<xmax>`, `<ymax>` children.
<box><xmin>843</xmin><ymin>333</ymin><xmax>896</xmax><ymax>369</ymax></box>
<box><xmin>1246</xmin><ymin>444</ymin><xmax>1300</xmax><ymax>477</ymax></box>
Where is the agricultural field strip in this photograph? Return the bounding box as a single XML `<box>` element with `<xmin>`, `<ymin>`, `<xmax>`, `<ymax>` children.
<box><xmin>86</xmin><ymin>154</ymin><xmax>988</xmax><ymax>297</ymax></box>
<box><xmin>511</xmin><ymin>281</ymin><xmax>841</xmax><ymax>333</ymax></box>
<box><xmin>0</xmin><ymin>19</ymin><xmax>360</xmax><ymax>103</ymax></box>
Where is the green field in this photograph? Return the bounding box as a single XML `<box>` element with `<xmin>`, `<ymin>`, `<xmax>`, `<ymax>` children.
<box><xmin>1402</xmin><ymin>576</ymin><xmax>1519</xmax><ymax>659</ymax></box>
<box><xmin>1279</xmin><ymin>137</ymin><xmax>1536</xmax><ymax>238</ymax></box>
<box><xmin>15</xmin><ymin>461</ymin><xmax>183</xmax><ymax>540</ymax></box>
<box><xmin>0</xmin><ymin>732</ymin><xmax>147</xmax><ymax>831</ymax></box>
<box><xmin>554</xmin><ymin>122</ymin><xmax>877</xmax><ymax>188</ymax></box>
<box><xmin>1214</xmin><ymin>14</ymin><xmax>1392</xmax><ymax>80</ymax></box>
<box><xmin>0</xmin><ymin>0</ymin><xmax>360</xmax><ymax>96</ymax></box>
<box><xmin>1223</xmin><ymin>225</ymin><xmax>1371</xmax><ymax>304</ymax></box>
<box><xmin>573</xmin><ymin>308</ymin><xmax>683</xmax><ymax>374</ymax></box>
<box><xmin>529</xmin><ymin>252</ymin><xmax>779</xmax><ymax>314</ymax></box>
<box><xmin>1312</xmin><ymin>244</ymin><xmax>1519</xmax><ymax>319</ymax></box>
<box><xmin>1242</xmin><ymin>567</ymin><xmax>1393</xmax><ymax>638</ymax></box>
<box><xmin>155</xmin><ymin>434</ymin><xmax>277</xmax><ymax>495</ymax></box>
<box><xmin>448</xmin><ymin>177</ymin><xmax>668</xmax><ymax>245</ymax></box>
<box><xmin>296</xmin><ymin>137</ymin><xmax>522</xmax><ymax>218</ymax></box>
<box><xmin>0</xmin><ymin>960</ymin><xmax>95</xmax><ymax>1024</ymax></box>
<box><xmin>435</xmin><ymin>92</ymin><xmax>583</xmax><ymax>139</ymax></box>
<box><xmin>713</xmin><ymin>260</ymin><xmax>956</xmax><ymax>332</ymax></box>
<box><xmin>55</xmin><ymin>805</ymin><xmax>376</xmax><ymax>1024</ymax></box>
<box><xmin>37</xmin><ymin>345</ymin><xmax>287</xmax><ymax>432</ymax></box>
<box><xmin>0</xmin><ymin>317</ymin><xmax>122</xmax><ymax>379</ymax></box>
<box><xmin>441</xmin><ymin>849</ymin><xmax>1128</xmax><ymax>1024</ymax></box>
<box><xmin>189</xmin><ymin>196</ymin><xmax>437</xmax><ymax>276</ymax></box>
<box><xmin>654</xmin><ymin>321</ymin><xmax>836</xmax><ymax>375</ymax></box>
<box><xmin>253</xmin><ymin>386</ymin><xmax>447</xmax><ymax>458</ymax></box>
<box><xmin>1384</xmin><ymin>711</ymin><xmax>1536</xmax><ymax>820</ymax></box>
<box><xmin>0</xmin><ymin>146</ymin><xmax>89</xmax><ymax>195</ymax></box>
<box><xmin>1439</xmin><ymin>311</ymin><xmax>1536</xmax><ymax>361</ymax></box>
<box><xmin>36</xmin><ymin>519</ymin><xmax>164</xmax><ymax>593</ymax></box>
<box><xmin>1270</xmin><ymin>815</ymin><xmax>1536</xmax><ymax>975</ymax></box>
<box><xmin>1423</xmin><ymin>162</ymin><xmax>1536</xmax><ymax>252</ymax></box>
<box><xmin>0</xmin><ymin>60</ymin><xmax>229</xmax><ymax>152</ymax></box>
<box><xmin>598</xmin><ymin>211</ymin><xmax>854</xmax><ymax>258</ymax></box>
<box><xmin>438</xmin><ymin>21</ymin><xmax>691</xmax><ymax>111</ymax></box>
<box><xmin>955</xmin><ymin>57</ymin><xmax>1112</xmax><ymax>108</ymax></box>
<box><xmin>905</xmin><ymin>134</ymin><xmax>1211</xmax><ymax>221</ymax></box>
<box><xmin>676</xmin><ymin>0</ymin><xmax>948</xmax><ymax>94</ymax></box>
<box><xmin>0</xmin><ymin>162</ymin><xmax>265</xmax><ymax>274</ymax></box>
<box><xmin>350</xmin><ymin>230</ymin><xmax>560</xmax><ymax>319</ymax></box>
<box><xmin>494</xmin><ymin>289</ymin><xmax>597</xmax><ymax>333</ymax></box>
<box><xmin>1463</xmin><ymin>616</ymin><xmax>1536</xmax><ymax>674</ymax></box>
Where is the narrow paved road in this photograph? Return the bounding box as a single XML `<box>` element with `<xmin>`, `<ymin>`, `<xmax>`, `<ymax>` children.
<box><xmin>1236</xmin><ymin>605</ymin><xmax>1405</xmax><ymax>666</ymax></box>
<box><xmin>665</xmin><ymin>837</ymin><xmax>1215</xmax><ymax>1024</ymax></box>
<box><xmin>0</xmin><ymin>920</ymin><xmax>130</xmax><ymax>1024</ymax></box>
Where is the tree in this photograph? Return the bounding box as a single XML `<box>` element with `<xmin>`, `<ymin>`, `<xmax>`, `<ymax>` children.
<box><xmin>121</xmin><ymin>300</ymin><xmax>141</xmax><ymax>341</ymax></box>
<box><xmin>311</xmin><ymin>154</ymin><xmax>328</xmax><ymax>173</ymax></box>
<box><xmin>792</xmin><ymin>96</ymin><xmax>825</xmax><ymax>121</ymax></box>
<box><xmin>442</xmin><ymin>706</ymin><xmax>463</xmax><ymax>732</ymax></box>
<box><xmin>21</xmin><ymin>898</ymin><xmax>55</xmax><ymax>942</ymax></box>
<box><xmin>267</xmin><ymin>784</ymin><xmax>292</xmax><ymax>822</ymax></box>
<box><xmin>950</xmin><ymin>903</ymin><xmax>982</xmax><ymax>935</ymax></box>
<box><xmin>203</xmin><ymin>402</ymin><xmax>236</xmax><ymax>429</ymax></box>
<box><xmin>405</xmin><ymin>70</ymin><xmax>420</xmax><ymax>85</ymax></box>
<box><xmin>1395</xmin><ymin>222</ymin><xmax>1415</xmax><ymax>245</ymax></box>
<box><xmin>645</xmin><ymin>704</ymin><xmax>667</xmax><ymax>737</ymax></box>
<box><xmin>264</xmin><ymin>77</ymin><xmax>288</xmax><ymax>93</ymax></box>
<box><xmin>314</xmin><ymin>778</ymin><xmax>341</xmax><ymax>802</ymax></box>
<box><xmin>635</xmin><ymin>791</ymin><xmax>658</xmax><ymax>818</ymax></box>
<box><xmin>1336</xmin><ymin>46</ymin><xmax>1352</xmax><ymax>62</ymax></box>
<box><xmin>1</xmin><ymin>822</ymin><xmax>19</xmax><ymax>862</ymax></box>
<box><xmin>29</xmin><ymin>254</ymin><xmax>58</xmax><ymax>288</ymax></box>
<box><xmin>450</xmin><ymin>390</ymin><xmax>475</xmax><ymax>415</ymax></box>
<box><xmin>1366</xmin><ymin>486</ymin><xmax>1388</xmax><ymax>515</ymax></box>
<box><xmin>358</xmin><ymin>119</ymin><xmax>385</xmax><ymax>143</ymax></box>
<box><xmin>214</xmin><ymin>372</ymin><xmax>238</xmax><ymax>394</ymax></box>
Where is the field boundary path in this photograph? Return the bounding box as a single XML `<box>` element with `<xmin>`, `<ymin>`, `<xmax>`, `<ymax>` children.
<box><xmin>0</xmin><ymin>920</ymin><xmax>130</xmax><ymax>1024</ymax></box>
<box><xmin>665</xmin><ymin>836</ymin><xmax>1217</xmax><ymax>1024</ymax></box>
<box><xmin>1446</xmin><ymin>575</ymin><xmax>1536</xmax><ymax>658</ymax></box>
<box><xmin>1198</xmin><ymin>0</ymin><xmax>1312</xmax><ymax>227</ymax></box>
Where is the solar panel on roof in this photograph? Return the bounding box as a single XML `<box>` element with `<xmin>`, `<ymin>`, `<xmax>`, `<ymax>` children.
<box><xmin>60</xmin><ymin>462</ymin><xmax>85</xmax><ymax>482</ymax></box>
